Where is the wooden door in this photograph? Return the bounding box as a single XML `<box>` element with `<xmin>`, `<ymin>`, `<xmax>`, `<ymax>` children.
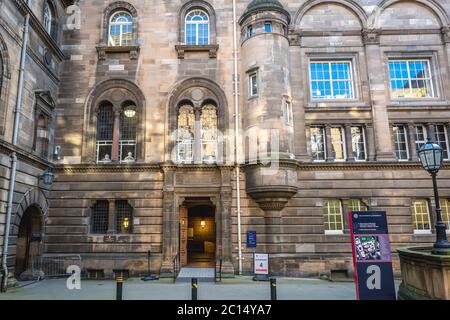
<box><xmin>179</xmin><ymin>206</ymin><xmax>188</xmax><ymax>266</ymax></box>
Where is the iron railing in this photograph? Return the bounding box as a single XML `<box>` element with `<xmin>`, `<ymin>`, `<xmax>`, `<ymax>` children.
<box><xmin>173</xmin><ymin>253</ymin><xmax>180</xmax><ymax>283</ymax></box>
<box><xmin>32</xmin><ymin>254</ymin><xmax>83</xmax><ymax>278</ymax></box>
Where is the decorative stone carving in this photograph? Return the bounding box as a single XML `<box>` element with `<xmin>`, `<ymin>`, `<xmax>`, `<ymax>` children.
<box><xmin>245</xmin><ymin>161</ymin><xmax>299</xmax><ymax>212</ymax></box>
<box><xmin>175</xmin><ymin>44</ymin><xmax>219</xmax><ymax>59</ymax></box>
<box><xmin>442</xmin><ymin>27</ymin><xmax>450</xmax><ymax>44</ymax></box>
<box><xmin>96</xmin><ymin>45</ymin><xmax>140</xmax><ymax>60</ymax></box>
<box><xmin>362</xmin><ymin>29</ymin><xmax>380</xmax><ymax>45</ymax></box>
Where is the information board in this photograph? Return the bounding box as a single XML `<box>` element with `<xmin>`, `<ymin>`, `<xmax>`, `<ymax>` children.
<box><xmin>349</xmin><ymin>211</ymin><xmax>396</xmax><ymax>300</ymax></box>
<box><xmin>247</xmin><ymin>231</ymin><xmax>257</xmax><ymax>248</ymax></box>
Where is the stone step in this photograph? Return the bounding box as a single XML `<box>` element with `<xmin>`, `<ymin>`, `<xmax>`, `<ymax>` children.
<box><xmin>176</xmin><ymin>267</ymin><xmax>215</xmax><ymax>283</ymax></box>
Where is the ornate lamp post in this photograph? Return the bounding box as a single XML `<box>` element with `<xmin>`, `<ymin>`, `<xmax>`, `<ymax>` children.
<box><xmin>417</xmin><ymin>138</ymin><xmax>450</xmax><ymax>255</ymax></box>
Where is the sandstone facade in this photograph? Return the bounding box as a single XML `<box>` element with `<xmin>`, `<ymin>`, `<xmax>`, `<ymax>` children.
<box><xmin>1</xmin><ymin>0</ymin><xmax>450</xmax><ymax>279</ymax></box>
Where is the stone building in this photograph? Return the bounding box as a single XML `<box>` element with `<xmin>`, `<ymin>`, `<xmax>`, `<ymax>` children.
<box><xmin>1</xmin><ymin>0</ymin><xmax>450</xmax><ymax>281</ymax></box>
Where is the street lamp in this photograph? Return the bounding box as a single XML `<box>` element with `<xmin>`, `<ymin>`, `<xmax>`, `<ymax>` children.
<box><xmin>40</xmin><ymin>168</ymin><xmax>54</xmax><ymax>186</ymax></box>
<box><xmin>417</xmin><ymin>138</ymin><xmax>450</xmax><ymax>255</ymax></box>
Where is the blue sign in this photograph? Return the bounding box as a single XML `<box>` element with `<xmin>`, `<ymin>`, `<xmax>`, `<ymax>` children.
<box><xmin>349</xmin><ymin>211</ymin><xmax>396</xmax><ymax>300</ymax></box>
<box><xmin>247</xmin><ymin>231</ymin><xmax>257</xmax><ymax>248</ymax></box>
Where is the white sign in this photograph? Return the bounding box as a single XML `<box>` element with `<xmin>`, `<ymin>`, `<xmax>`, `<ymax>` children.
<box><xmin>254</xmin><ymin>253</ymin><xmax>269</xmax><ymax>275</ymax></box>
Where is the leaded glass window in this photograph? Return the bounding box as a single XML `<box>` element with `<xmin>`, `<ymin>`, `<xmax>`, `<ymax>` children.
<box><xmin>351</xmin><ymin>126</ymin><xmax>366</xmax><ymax>161</ymax></box>
<box><xmin>115</xmin><ymin>200</ymin><xmax>133</xmax><ymax>234</ymax></box>
<box><xmin>393</xmin><ymin>125</ymin><xmax>409</xmax><ymax>160</ymax></box>
<box><xmin>311</xmin><ymin>126</ymin><xmax>326</xmax><ymax>161</ymax></box>
<box><xmin>310</xmin><ymin>61</ymin><xmax>354</xmax><ymax>99</ymax></box>
<box><xmin>185</xmin><ymin>10</ymin><xmax>209</xmax><ymax>45</ymax></box>
<box><xmin>388</xmin><ymin>59</ymin><xmax>435</xmax><ymax>99</ymax></box>
<box><xmin>177</xmin><ymin>105</ymin><xmax>195</xmax><ymax>162</ymax></box>
<box><xmin>434</xmin><ymin>125</ymin><xmax>449</xmax><ymax>160</ymax></box>
<box><xmin>96</xmin><ymin>102</ymin><xmax>114</xmax><ymax>163</ymax></box>
<box><xmin>413</xmin><ymin>200</ymin><xmax>431</xmax><ymax>232</ymax></box>
<box><xmin>201</xmin><ymin>105</ymin><xmax>218</xmax><ymax>162</ymax></box>
<box><xmin>324</xmin><ymin>200</ymin><xmax>344</xmax><ymax>234</ymax></box>
<box><xmin>91</xmin><ymin>200</ymin><xmax>109</xmax><ymax>234</ymax></box>
<box><xmin>109</xmin><ymin>11</ymin><xmax>133</xmax><ymax>46</ymax></box>
<box><xmin>120</xmin><ymin>105</ymin><xmax>137</xmax><ymax>162</ymax></box>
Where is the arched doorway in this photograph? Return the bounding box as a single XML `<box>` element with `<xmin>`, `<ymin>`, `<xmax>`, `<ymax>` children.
<box><xmin>180</xmin><ymin>200</ymin><xmax>216</xmax><ymax>267</ymax></box>
<box><xmin>15</xmin><ymin>206</ymin><xmax>43</xmax><ymax>279</ymax></box>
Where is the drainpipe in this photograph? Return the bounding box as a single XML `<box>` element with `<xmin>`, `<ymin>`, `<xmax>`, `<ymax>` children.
<box><xmin>232</xmin><ymin>0</ymin><xmax>243</xmax><ymax>276</ymax></box>
<box><xmin>1</xmin><ymin>0</ymin><xmax>31</xmax><ymax>292</ymax></box>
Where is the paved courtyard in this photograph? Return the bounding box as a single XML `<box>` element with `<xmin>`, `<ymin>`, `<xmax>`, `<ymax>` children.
<box><xmin>0</xmin><ymin>277</ymin><xmax>401</xmax><ymax>300</ymax></box>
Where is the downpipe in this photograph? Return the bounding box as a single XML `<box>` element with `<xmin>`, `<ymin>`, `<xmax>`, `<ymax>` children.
<box><xmin>232</xmin><ymin>0</ymin><xmax>243</xmax><ymax>275</ymax></box>
<box><xmin>1</xmin><ymin>0</ymin><xmax>31</xmax><ymax>292</ymax></box>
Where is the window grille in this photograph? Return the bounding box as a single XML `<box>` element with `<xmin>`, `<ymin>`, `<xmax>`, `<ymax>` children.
<box><xmin>91</xmin><ymin>200</ymin><xmax>109</xmax><ymax>234</ymax></box>
<box><xmin>413</xmin><ymin>200</ymin><xmax>431</xmax><ymax>232</ymax></box>
<box><xmin>324</xmin><ymin>200</ymin><xmax>344</xmax><ymax>233</ymax></box>
<box><xmin>96</xmin><ymin>103</ymin><xmax>114</xmax><ymax>162</ymax></box>
<box><xmin>115</xmin><ymin>200</ymin><xmax>133</xmax><ymax>234</ymax></box>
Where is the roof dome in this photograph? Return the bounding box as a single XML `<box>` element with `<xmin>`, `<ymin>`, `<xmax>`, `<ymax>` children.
<box><xmin>246</xmin><ymin>0</ymin><xmax>285</xmax><ymax>12</ymax></box>
<box><xmin>243</xmin><ymin>0</ymin><xmax>289</xmax><ymax>21</ymax></box>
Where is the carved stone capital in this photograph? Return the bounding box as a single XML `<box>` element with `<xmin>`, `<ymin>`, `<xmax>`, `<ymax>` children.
<box><xmin>442</xmin><ymin>27</ymin><xmax>450</xmax><ymax>44</ymax></box>
<box><xmin>362</xmin><ymin>29</ymin><xmax>380</xmax><ymax>45</ymax></box>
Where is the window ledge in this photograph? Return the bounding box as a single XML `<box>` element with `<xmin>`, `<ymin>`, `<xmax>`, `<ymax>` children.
<box><xmin>387</xmin><ymin>100</ymin><xmax>450</xmax><ymax>110</ymax></box>
<box><xmin>325</xmin><ymin>230</ymin><xmax>344</xmax><ymax>235</ymax></box>
<box><xmin>305</xmin><ymin>102</ymin><xmax>371</xmax><ymax>110</ymax></box>
<box><xmin>96</xmin><ymin>45</ymin><xmax>140</xmax><ymax>60</ymax></box>
<box><xmin>413</xmin><ymin>230</ymin><xmax>432</xmax><ymax>235</ymax></box>
<box><xmin>175</xmin><ymin>44</ymin><xmax>219</xmax><ymax>59</ymax></box>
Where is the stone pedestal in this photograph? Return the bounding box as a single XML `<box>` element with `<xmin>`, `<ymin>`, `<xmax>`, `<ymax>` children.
<box><xmin>397</xmin><ymin>246</ymin><xmax>450</xmax><ymax>300</ymax></box>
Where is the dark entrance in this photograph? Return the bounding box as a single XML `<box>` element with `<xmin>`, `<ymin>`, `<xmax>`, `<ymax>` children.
<box><xmin>15</xmin><ymin>206</ymin><xmax>42</xmax><ymax>278</ymax></box>
<box><xmin>180</xmin><ymin>200</ymin><xmax>216</xmax><ymax>268</ymax></box>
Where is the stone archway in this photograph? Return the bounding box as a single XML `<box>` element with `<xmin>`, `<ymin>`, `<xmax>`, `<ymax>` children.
<box><xmin>10</xmin><ymin>188</ymin><xmax>48</xmax><ymax>280</ymax></box>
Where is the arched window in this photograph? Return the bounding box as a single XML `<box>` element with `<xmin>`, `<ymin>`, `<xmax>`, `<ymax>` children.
<box><xmin>201</xmin><ymin>104</ymin><xmax>217</xmax><ymax>162</ymax></box>
<box><xmin>120</xmin><ymin>101</ymin><xmax>137</xmax><ymax>162</ymax></box>
<box><xmin>95</xmin><ymin>100</ymin><xmax>138</xmax><ymax>163</ymax></box>
<box><xmin>96</xmin><ymin>102</ymin><xmax>114</xmax><ymax>163</ymax></box>
<box><xmin>43</xmin><ymin>2</ymin><xmax>53</xmax><ymax>34</ymax></box>
<box><xmin>177</xmin><ymin>105</ymin><xmax>195</xmax><ymax>162</ymax></box>
<box><xmin>185</xmin><ymin>10</ymin><xmax>209</xmax><ymax>45</ymax></box>
<box><xmin>109</xmin><ymin>11</ymin><xmax>133</xmax><ymax>46</ymax></box>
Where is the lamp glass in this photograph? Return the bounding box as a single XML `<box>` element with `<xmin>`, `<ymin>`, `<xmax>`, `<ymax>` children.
<box><xmin>124</xmin><ymin>105</ymin><xmax>136</xmax><ymax>118</ymax></box>
<box><xmin>42</xmin><ymin>169</ymin><xmax>54</xmax><ymax>186</ymax></box>
<box><xmin>418</xmin><ymin>139</ymin><xmax>443</xmax><ymax>173</ymax></box>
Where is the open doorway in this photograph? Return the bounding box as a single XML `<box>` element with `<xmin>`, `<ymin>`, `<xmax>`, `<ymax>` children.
<box><xmin>15</xmin><ymin>206</ymin><xmax>42</xmax><ymax>279</ymax></box>
<box><xmin>180</xmin><ymin>202</ymin><xmax>216</xmax><ymax>268</ymax></box>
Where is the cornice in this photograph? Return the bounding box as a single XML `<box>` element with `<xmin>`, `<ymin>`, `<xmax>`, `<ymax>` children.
<box><xmin>50</xmin><ymin>160</ymin><xmax>450</xmax><ymax>174</ymax></box>
<box><xmin>0</xmin><ymin>141</ymin><xmax>52</xmax><ymax>170</ymax></box>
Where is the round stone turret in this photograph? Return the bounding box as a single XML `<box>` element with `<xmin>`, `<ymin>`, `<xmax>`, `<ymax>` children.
<box><xmin>239</xmin><ymin>1</ymin><xmax>297</xmax><ymax>215</ymax></box>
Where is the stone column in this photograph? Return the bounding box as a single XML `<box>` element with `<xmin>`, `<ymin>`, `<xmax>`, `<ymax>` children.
<box><xmin>325</xmin><ymin>124</ymin><xmax>334</xmax><ymax>161</ymax></box>
<box><xmin>363</xmin><ymin>29</ymin><xmax>395</xmax><ymax>161</ymax></box>
<box><xmin>160</xmin><ymin>166</ymin><xmax>176</xmax><ymax>275</ymax></box>
<box><xmin>365</xmin><ymin>124</ymin><xmax>376</xmax><ymax>161</ymax></box>
<box><xmin>219</xmin><ymin>167</ymin><xmax>235</xmax><ymax>275</ymax></box>
<box><xmin>111</xmin><ymin>109</ymin><xmax>121</xmax><ymax>161</ymax></box>
<box><xmin>407</xmin><ymin>123</ymin><xmax>418</xmax><ymax>161</ymax></box>
<box><xmin>194</xmin><ymin>108</ymin><xmax>202</xmax><ymax>164</ymax></box>
<box><xmin>345</xmin><ymin>125</ymin><xmax>354</xmax><ymax>161</ymax></box>
<box><xmin>107</xmin><ymin>199</ymin><xmax>115</xmax><ymax>234</ymax></box>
